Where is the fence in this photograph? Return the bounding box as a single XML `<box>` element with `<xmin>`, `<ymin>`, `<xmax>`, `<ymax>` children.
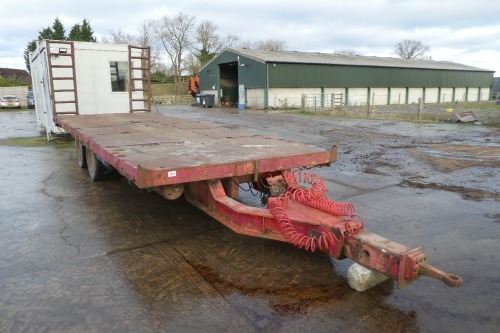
<box><xmin>330</xmin><ymin>101</ymin><xmax>499</xmax><ymax>122</ymax></box>
<box><xmin>152</xmin><ymin>95</ymin><xmax>194</xmax><ymax>105</ymax></box>
<box><xmin>294</xmin><ymin>91</ymin><xmax>499</xmax><ymax>122</ymax></box>
<box><xmin>301</xmin><ymin>91</ymin><xmax>491</xmax><ymax>111</ymax></box>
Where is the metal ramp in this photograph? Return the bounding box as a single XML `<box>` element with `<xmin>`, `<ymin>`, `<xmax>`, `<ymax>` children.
<box><xmin>46</xmin><ymin>40</ymin><xmax>79</xmax><ymax>116</ymax></box>
<box><xmin>128</xmin><ymin>45</ymin><xmax>152</xmax><ymax>113</ymax></box>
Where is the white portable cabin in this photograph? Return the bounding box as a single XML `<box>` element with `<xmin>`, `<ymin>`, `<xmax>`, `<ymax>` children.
<box><xmin>29</xmin><ymin>40</ymin><xmax>151</xmax><ymax>137</ymax></box>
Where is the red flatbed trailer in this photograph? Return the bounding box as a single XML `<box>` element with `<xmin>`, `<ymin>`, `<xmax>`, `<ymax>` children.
<box><xmin>56</xmin><ymin>113</ymin><xmax>335</xmax><ymax>188</ymax></box>
<box><xmin>55</xmin><ymin>112</ymin><xmax>463</xmax><ymax>290</ymax></box>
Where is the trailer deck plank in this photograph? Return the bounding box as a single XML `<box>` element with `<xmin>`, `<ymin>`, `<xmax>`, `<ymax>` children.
<box><xmin>56</xmin><ymin>113</ymin><xmax>336</xmax><ymax>188</ymax></box>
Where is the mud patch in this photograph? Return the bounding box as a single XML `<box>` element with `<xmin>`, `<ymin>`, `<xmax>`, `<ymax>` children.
<box><xmin>411</xmin><ymin>145</ymin><xmax>500</xmax><ymax>172</ymax></box>
<box><xmin>362</xmin><ymin>161</ymin><xmax>400</xmax><ymax>175</ymax></box>
<box><xmin>485</xmin><ymin>213</ymin><xmax>500</xmax><ymax>223</ymax></box>
<box><xmin>351</xmin><ymin>150</ymin><xmax>400</xmax><ymax>175</ymax></box>
<box><xmin>402</xmin><ymin>179</ymin><xmax>500</xmax><ymax>201</ymax></box>
<box><xmin>190</xmin><ymin>260</ymin><xmax>349</xmax><ymax>316</ymax></box>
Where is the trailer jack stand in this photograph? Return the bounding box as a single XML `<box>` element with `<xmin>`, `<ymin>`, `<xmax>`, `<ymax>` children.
<box><xmin>347</xmin><ymin>259</ymin><xmax>464</xmax><ymax>292</ymax></box>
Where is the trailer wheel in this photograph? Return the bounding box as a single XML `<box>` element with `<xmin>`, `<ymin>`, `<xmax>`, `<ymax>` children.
<box><xmin>75</xmin><ymin>140</ymin><xmax>87</xmax><ymax>168</ymax></box>
<box><xmin>86</xmin><ymin>148</ymin><xmax>105</xmax><ymax>181</ymax></box>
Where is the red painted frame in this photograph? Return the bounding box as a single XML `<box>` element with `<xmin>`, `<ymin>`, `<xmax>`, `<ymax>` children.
<box><xmin>55</xmin><ymin>113</ymin><xmax>463</xmax><ymax>289</ymax></box>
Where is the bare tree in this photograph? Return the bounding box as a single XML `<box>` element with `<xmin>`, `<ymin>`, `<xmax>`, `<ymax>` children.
<box><xmin>192</xmin><ymin>21</ymin><xmax>240</xmax><ymax>70</ymax></box>
<box><xmin>237</xmin><ymin>39</ymin><xmax>253</xmax><ymax>49</ymax></box>
<box><xmin>154</xmin><ymin>13</ymin><xmax>195</xmax><ymax>94</ymax></box>
<box><xmin>238</xmin><ymin>39</ymin><xmax>287</xmax><ymax>51</ymax></box>
<box><xmin>196</xmin><ymin>21</ymin><xmax>221</xmax><ymax>51</ymax></box>
<box><xmin>184</xmin><ymin>53</ymin><xmax>200</xmax><ymax>76</ymax></box>
<box><xmin>195</xmin><ymin>22</ymin><xmax>239</xmax><ymax>52</ymax></box>
<box><xmin>193</xmin><ymin>20</ymin><xmax>222</xmax><ymax>67</ymax></box>
<box><xmin>251</xmin><ymin>39</ymin><xmax>287</xmax><ymax>51</ymax></box>
<box><xmin>394</xmin><ymin>40</ymin><xmax>430</xmax><ymax>60</ymax></box>
<box><xmin>101</xmin><ymin>28</ymin><xmax>136</xmax><ymax>44</ymax></box>
<box><xmin>136</xmin><ymin>19</ymin><xmax>162</xmax><ymax>72</ymax></box>
<box><xmin>335</xmin><ymin>49</ymin><xmax>362</xmax><ymax>56</ymax></box>
<box><xmin>102</xmin><ymin>20</ymin><xmax>161</xmax><ymax>78</ymax></box>
<box><xmin>223</xmin><ymin>34</ymin><xmax>239</xmax><ymax>49</ymax></box>
<box><xmin>102</xmin><ymin>20</ymin><xmax>155</xmax><ymax>47</ymax></box>
<box><xmin>136</xmin><ymin>19</ymin><xmax>154</xmax><ymax>47</ymax></box>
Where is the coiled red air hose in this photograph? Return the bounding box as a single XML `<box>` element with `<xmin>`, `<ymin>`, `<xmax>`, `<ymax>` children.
<box><xmin>268</xmin><ymin>171</ymin><xmax>364</xmax><ymax>252</ymax></box>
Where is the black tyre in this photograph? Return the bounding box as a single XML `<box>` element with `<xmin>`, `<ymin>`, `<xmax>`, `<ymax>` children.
<box><xmin>86</xmin><ymin>148</ymin><xmax>105</xmax><ymax>181</ymax></box>
<box><xmin>75</xmin><ymin>140</ymin><xmax>87</xmax><ymax>168</ymax></box>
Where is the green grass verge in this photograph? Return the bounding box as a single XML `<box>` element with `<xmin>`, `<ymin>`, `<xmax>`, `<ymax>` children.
<box><xmin>0</xmin><ymin>107</ymin><xmax>32</xmax><ymax>112</ymax></box>
<box><xmin>0</xmin><ymin>136</ymin><xmax>74</xmax><ymax>148</ymax></box>
<box><xmin>455</xmin><ymin>101</ymin><xmax>500</xmax><ymax>110</ymax></box>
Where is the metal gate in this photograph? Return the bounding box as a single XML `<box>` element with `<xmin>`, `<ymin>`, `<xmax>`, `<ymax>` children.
<box><xmin>301</xmin><ymin>93</ymin><xmax>343</xmax><ymax>111</ymax></box>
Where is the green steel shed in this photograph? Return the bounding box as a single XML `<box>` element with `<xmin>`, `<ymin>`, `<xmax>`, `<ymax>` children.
<box><xmin>199</xmin><ymin>48</ymin><xmax>494</xmax><ymax>109</ymax></box>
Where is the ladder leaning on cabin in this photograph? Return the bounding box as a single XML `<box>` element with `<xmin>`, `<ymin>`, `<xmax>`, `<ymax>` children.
<box><xmin>128</xmin><ymin>45</ymin><xmax>152</xmax><ymax>113</ymax></box>
<box><xmin>46</xmin><ymin>40</ymin><xmax>79</xmax><ymax>117</ymax></box>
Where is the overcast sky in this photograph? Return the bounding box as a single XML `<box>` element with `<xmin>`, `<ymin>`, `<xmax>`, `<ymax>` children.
<box><xmin>1</xmin><ymin>0</ymin><xmax>499</xmax><ymax>75</ymax></box>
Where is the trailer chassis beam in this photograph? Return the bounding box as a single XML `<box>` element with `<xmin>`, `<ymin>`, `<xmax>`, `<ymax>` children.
<box><xmin>185</xmin><ymin>179</ymin><xmax>463</xmax><ymax>289</ymax></box>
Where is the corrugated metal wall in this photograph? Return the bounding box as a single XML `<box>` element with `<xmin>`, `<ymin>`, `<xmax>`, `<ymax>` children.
<box><xmin>238</xmin><ymin>59</ymin><xmax>266</xmax><ymax>88</ymax></box>
<box><xmin>199</xmin><ymin>50</ymin><xmax>494</xmax><ymax>108</ymax></box>
<box><xmin>268</xmin><ymin>63</ymin><xmax>493</xmax><ymax>88</ymax></box>
<box><xmin>199</xmin><ymin>51</ymin><xmax>266</xmax><ymax>90</ymax></box>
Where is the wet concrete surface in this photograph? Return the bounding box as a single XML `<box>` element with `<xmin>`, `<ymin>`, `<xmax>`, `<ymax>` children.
<box><xmin>0</xmin><ymin>107</ymin><xmax>499</xmax><ymax>332</ymax></box>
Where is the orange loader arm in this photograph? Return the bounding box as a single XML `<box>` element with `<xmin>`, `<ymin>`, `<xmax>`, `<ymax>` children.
<box><xmin>188</xmin><ymin>76</ymin><xmax>200</xmax><ymax>97</ymax></box>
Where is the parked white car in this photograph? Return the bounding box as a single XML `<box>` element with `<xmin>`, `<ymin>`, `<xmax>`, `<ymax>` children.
<box><xmin>0</xmin><ymin>95</ymin><xmax>21</xmax><ymax>109</ymax></box>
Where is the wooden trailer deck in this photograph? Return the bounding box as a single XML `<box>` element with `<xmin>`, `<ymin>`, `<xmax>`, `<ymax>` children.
<box><xmin>55</xmin><ymin>113</ymin><xmax>336</xmax><ymax>188</ymax></box>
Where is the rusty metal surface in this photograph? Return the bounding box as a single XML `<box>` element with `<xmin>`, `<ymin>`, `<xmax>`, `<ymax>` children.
<box><xmin>55</xmin><ymin>113</ymin><xmax>335</xmax><ymax>188</ymax></box>
<box><xmin>185</xmin><ymin>177</ymin><xmax>462</xmax><ymax>289</ymax></box>
<box><xmin>186</xmin><ymin>179</ymin><xmax>347</xmax><ymax>242</ymax></box>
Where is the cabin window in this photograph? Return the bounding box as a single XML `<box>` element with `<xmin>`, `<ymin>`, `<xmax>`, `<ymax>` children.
<box><xmin>110</xmin><ymin>61</ymin><xmax>129</xmax><ymax>92</ymax></box>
